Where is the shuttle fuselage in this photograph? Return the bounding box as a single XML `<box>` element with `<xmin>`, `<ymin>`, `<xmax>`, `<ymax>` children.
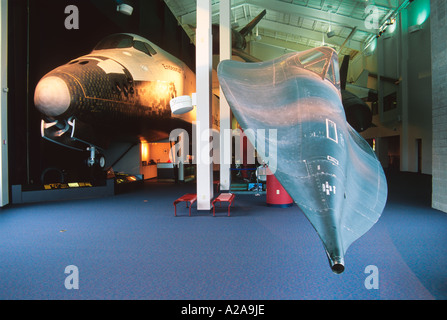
<box><xmin>34</xmin><ymin>33</ymin><xmax>196</xmax><ymax>154</ymax></box>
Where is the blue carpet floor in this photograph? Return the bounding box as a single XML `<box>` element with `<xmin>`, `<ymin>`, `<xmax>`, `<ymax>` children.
<box><xmin>0</xmin><ymin>172</ymin><xmax>446</xmax><ymax>300</ymax></box>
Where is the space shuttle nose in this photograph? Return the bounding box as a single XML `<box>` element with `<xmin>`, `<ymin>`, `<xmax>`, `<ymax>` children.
<box><xmin>34</xmin><ymin>76</ymin><xmax>71</xmax><ymax>117</ymax></box>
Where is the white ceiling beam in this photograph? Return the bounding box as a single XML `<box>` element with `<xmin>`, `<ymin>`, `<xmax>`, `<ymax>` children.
<box><xmin>240</xmin><ymin>18</ymin><xmax>363</xmax><ymax>52</ymax></box>
<box><xmin>244</xmin><ymin>0</ymin><xmax>373</xmax><ymax>34</ymax></box>
<box><xmin>179</xmin><ymin>0</ymin><xmax>247</xmax><ymax>25</ymax></box>
<box><xmin>252</xmin><ymin>35</ymin><xmax>317</xmax><ymax>53</ymax></box>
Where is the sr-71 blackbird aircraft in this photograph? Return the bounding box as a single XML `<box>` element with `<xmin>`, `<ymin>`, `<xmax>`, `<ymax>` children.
<box><xmin>218</xmin><ymin>47</ymin><xmax>387</xmax><ymax>273</ymax></box>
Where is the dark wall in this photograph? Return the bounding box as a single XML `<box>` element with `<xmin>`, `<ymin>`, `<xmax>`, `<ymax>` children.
<box><xmin>8</xmin><ymin>0</ymin><xmax>195</xmax><ymax>186</ymax></box>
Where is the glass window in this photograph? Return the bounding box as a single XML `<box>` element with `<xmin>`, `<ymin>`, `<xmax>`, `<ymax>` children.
<box><xmin>145</xmin><ymin>43</ymin><xmax>157</xmax><ymax>56</ymax></box>
<box><xmin>324</xmin><ymin>53</ymin><xmax>340</xmax><ymax>88</ymax></box>
<box><xmin>133</xmin><ymin>40</ymin><xmax>151</xmax><ymax>55</ymax></box>
<box><xmin>325</xmin><ymin>63</ymin><xmax>335</xmax><ymax>84</ymax></box>
<box><xmin>332</xmin><ymin>55</ymin><xmax>340</xmax><ymax>84</ymax></box>
<box><xmin>326</xmin><ymin>119</ymin><xmax>338</xmax><ymax>143</ymax></box>
<box><xmin>298</xmin><ymin>49</ymin><xmax>328</xmax><ymax>79</ymax></box>
<box><xmin>94</xmin><ymin>34</ymin><xmax>133</xmax><ymax>50</ymax></box>
<box><xmin>298</xmin><ymin>48</ymin><xmax>341</xmax><ymax>89</ymax></box>
<box><xmin>299</xmin><ymin>50</ymin><xmax>325</xmax><ymax>65</ymax></box>
<box><xmin>304</xmin><ymin>60</ymin><xmax>327</xmax><ymax>77</ymax></box>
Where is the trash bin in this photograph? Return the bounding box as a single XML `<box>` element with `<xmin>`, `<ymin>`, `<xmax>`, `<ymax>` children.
<box><xmin>266</xmin><ymin>173</ymin><xmax>293</xmax><ymax>208</ymax></box>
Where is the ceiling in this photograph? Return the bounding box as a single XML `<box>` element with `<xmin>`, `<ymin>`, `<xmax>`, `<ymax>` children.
<box><xmin>163</xmin><ymin>0</ymin><xmax>404</xmax><ymax>61</ymax></box>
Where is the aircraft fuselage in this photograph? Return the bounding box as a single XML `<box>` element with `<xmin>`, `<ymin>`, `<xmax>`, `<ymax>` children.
<box><xmin>218</xmin><ymin>48</ymin><xmax>387</xmax><ymax>273</ymax></box>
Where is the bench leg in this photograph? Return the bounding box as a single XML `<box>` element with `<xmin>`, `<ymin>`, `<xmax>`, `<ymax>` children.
<box><xmin>174</xmin><ymin>204</ymin><xmax>177</xmax><ymax>217</ymax></box>
<box><xmin>228</xmin><ymin>200</ymin><xmax>234</xmax><ymax>216</ymax></box>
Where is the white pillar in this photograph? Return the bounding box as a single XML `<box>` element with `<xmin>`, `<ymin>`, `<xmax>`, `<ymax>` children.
<box><xmin>178</xmin><ymin>131</ymin><xmax>185</xmax><ymax>182</ymax></box>
<box><xmin>0</xmin><ymin>0</ymin><xmax>8</xmax><ymax>207</ymax></box>
<box><xmin>219</xmin><ymin>0</ymin><xmax>232</xmax><ymax>191</ymax></box>
<box><xmin>196</xmin><ymin>0</ymin><xmax>213</xmax><ymax>210</ymax></box>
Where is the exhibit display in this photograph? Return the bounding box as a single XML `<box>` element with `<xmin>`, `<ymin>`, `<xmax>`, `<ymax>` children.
<box><xmin>34</xmin><ymin>33</ymin><xmax>196</xmax><ymax>168</ymax></box>
<box><xmin>3</xmin><ymin>0</ymin><xmax>447</xmax><ymax>302</ymax></box>
<box><xmin>218</xmin><ymin>47</ymin><xmax>388</xmax><ymax>273</ymax></box>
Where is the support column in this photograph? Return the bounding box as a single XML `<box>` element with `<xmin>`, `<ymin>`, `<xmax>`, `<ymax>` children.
<box><xmin>219</xmin><ymin>0</ymin><xmax>232</xmax><ymax>192</ymax></box>
<box><xmin>196</xmin><ymin>0</ymin><xmax>213</xmax><ymax>210</ymax></box>
<box><xmin>0</xmin><ymin>0</ymin><xmax>8</xmax><ymax>207</ymax></box>
<box><xmin>431</xmin><ymin>0</ymin><xmax>447</xmax><ymax>213</ymax></box>
<box><xmin>178</xmin><ymin>131</ymin><xmax>185</xmax><ymax>182</ymax></box>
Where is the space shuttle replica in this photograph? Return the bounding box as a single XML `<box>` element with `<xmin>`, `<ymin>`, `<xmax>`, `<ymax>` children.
<box><xmin>34</xmin><ymin>33</ymin><xmax>196</xmax><ymax>167</ymax></box>
<box><xmin>218</xmin><ymin>47</ymin><xmax>387</xmax><ymax>273</ymax></box>
<box><xmin>33</xmin><ymin>11</ymin><xmax>269</xmax><ymax>168</ymax></box>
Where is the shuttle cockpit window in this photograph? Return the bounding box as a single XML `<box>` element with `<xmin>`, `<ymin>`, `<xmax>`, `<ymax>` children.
<box><xmin>133</xmin><ymin>40</ymin><xmax>151</xmax><ymax>55</ymax></box>
<box><xmin>94</xmin><ymin>34</ymin><xmax>158</xmax><ymax>57</ymax></box>
<box><xmin>145</xmin><ymin>43</ymin><xmax>157</xmax><ymax>56</ymax></box>
<box><xmin>132</xmin><ymin>41</ymin><xmax>158</xmax><ymax>56</ymax></box>
<box><xmin>94</xmin><ymin>34</ymin><xmax>133</xmax><ymax>50</ymax></box>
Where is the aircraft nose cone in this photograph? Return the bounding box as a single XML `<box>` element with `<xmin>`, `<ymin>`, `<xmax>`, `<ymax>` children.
<box><xmin>34</xmin><ymin>76</ymin><xmax>71</xmax><ymax>117</ymax></box>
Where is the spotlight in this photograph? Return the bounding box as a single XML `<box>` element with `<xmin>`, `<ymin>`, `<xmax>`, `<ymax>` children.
<box><xmin>117</xmin><ymin>1</ymin><xmax>133</xmax><ymax>16</ymax></box>
<box><xmin>376</xmin><ymin>28</ymin><xmax>386</xmax><ymax>38</ymax></box>
<box><xmin>327</xmin><ymin>30</ymin><xmax>335</xmax><ymax>38</ymax></box>
<box><xmin>409</xmin><ymin>24</ymin><xmax>423</xmax><ymax>33</ymax></box>
<box><xmin>386</xmin><ymin>16</ymin><xmax>396</xmax><ymax>26</ymax></box>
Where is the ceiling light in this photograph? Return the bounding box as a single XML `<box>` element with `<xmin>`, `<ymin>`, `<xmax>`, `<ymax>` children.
<box><xmin>117</xmin><ymin>1</ymin><xmax>133</xmax><ymax>16</ymax></box>
<box><xmin>409</xmin><ymin>24</ymin><xmax>423</xmax><ymax>33</ymax></box>
<box><xmin>386</xmin><ymin>17</ymin><xmax>396</xmax><ymax>25</ymax></box>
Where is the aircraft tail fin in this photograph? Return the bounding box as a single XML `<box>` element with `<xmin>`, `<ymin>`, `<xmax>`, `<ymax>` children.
<box><xmin>239</xmin><ymin>9</ymin><xmax>267</xmax><ymax>37</ymax></box>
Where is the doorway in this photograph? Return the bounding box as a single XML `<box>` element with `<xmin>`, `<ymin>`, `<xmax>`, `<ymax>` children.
<box><xmin>416</xmin><ymin>138</ymin><xmax>422</xmax><ymax>174</ymax></box>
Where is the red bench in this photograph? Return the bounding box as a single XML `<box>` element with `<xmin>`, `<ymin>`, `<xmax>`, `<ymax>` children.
<box><xmin>173</xmin><ymin>193</ymin><xmax>197</xmax><ymax>216</ymax></box>
<box><xmin>212</xmin><ymin>193</ymin><xmax>235</xmax><ymax>217</ymax></box>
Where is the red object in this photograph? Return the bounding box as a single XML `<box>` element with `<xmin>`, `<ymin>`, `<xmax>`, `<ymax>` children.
<box><xmin>173</xmin><ymin>193</ymin><xmax>197</xmax><ymax>216</ymax></box>
<box><xmin>213</xmin><ymin>180</ymin><xmax>220</xmax><ymax>193</ymax></box>
<box><xmin>266</xmin><ymin>174</ymin><xmax>293</xmax><ymax>207</ymax></box>
<box><xmin>212</xmin><ymin>193</ymin><xmax>236</xmax><ymax>216</ymax></box>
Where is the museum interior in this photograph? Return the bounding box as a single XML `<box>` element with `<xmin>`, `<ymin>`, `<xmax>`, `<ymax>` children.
<box><xmin>0</xmin><ymin>0</ymin><xmax>447</xmax><ymax>301</ymax></box>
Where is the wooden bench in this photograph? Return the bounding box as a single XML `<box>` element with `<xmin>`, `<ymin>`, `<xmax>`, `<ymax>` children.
<box><xmin>173</xmin><ymin>193</ymin><xmax>197</xmax><ymax>216</ymax></box>
<box><xmin>212</xmin><ymin>193</ymin><xmax>235</xmax><ymax>217</ymax></box>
